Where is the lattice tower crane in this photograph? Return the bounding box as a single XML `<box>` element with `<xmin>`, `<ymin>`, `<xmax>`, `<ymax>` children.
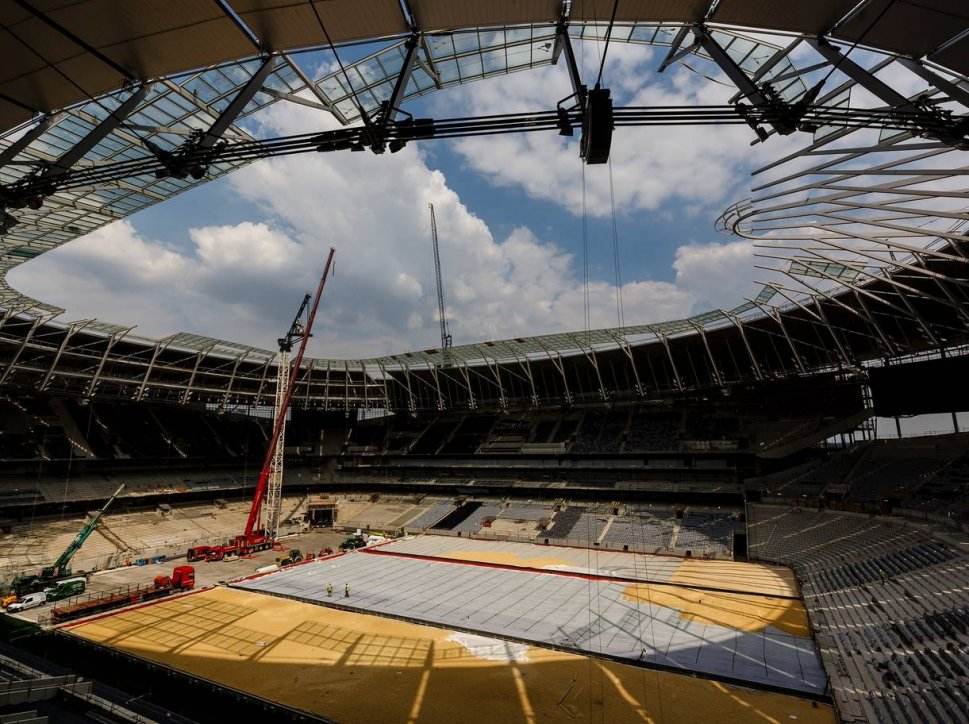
<box><xmin>244</xmin><ymin>247</ymin><xmax>335</xmax><ymax>544</ymax></box>
<box><xmin>429</xmin><ymin>203</ymin><xmax>451</xmax><ymax>354</ymax></box>
<box><xmin>263</xmin><ymin>292</ymin><xmax>310</xmax><ymax>541</ymax></box>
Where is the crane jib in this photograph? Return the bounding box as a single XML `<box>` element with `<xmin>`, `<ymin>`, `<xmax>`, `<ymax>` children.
<box><xmin>243</xmin><ymin>248</ymin><xmax>336</xmax><ymax>540</ymax></box>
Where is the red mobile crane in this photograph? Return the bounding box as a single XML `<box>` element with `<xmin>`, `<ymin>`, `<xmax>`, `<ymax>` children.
<box><xmin>187</xmin><ymin>248</ymin><xmax>335</xmax><ymax>563</ymax></box>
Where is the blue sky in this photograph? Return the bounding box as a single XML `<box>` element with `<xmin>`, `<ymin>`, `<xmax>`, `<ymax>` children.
<box><xmin>4</xmin><ymin>30</ymin><xmax>966</xmax><ymax>435</ymax></box>
<box><xmin>7</xmin><ymin>37</ymin><xmax>796</xmax><ymax>358</ymax></box>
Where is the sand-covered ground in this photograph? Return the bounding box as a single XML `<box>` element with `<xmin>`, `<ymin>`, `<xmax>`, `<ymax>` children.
<box><xmin>69</xmin><ymin>586</ymin><xmax>834</xmax><ymax>724</ymax></box>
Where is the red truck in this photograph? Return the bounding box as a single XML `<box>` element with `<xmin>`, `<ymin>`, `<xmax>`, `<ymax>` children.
<box><xmin>187</xmin><ymin>533</ymin><xmax>272</xmax><ymax>562</ymax></box>
<box><xmin>50</xmin><ymin>565</ymin><xmax>195</xmax><ymax>624</ymax></box>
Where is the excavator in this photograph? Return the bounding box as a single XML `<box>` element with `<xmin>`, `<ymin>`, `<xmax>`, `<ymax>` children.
<box><xmin>7</xmin><ymin>483</ymin><xmax>126</xmax><ymax>597</ymax></box>
<box><xmin>187</xmin><ymin>248</ymin><xmax>336</xmax><ymax>563</ymax></box>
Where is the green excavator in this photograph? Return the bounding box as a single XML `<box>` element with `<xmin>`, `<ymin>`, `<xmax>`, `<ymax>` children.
<box><xmin>9</xmin><ymin>483</ymin><xmax>125</xmax><ymax>596</ymax></box>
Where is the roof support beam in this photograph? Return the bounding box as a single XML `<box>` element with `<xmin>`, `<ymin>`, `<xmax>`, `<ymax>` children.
<box><xmin>896</xmin><ymin>57</ymin><xmax>969</xmax><ymax>109</ymax></box>
<box><xmin>148</xmin><ymin>57</ymin><xmax>275</xmax><ymax>178</ymax></box>
<box><xmin>427</xmin><ymin>363</ymin><xmax>445</xmax><ymax>411</ymax></box>
<box><xmin>808</xmin><ymin>38</ymin><xmax>914</xmax><ymax>110</ymax></box>
<box><xmin>539</xmin><ymin>345</ymin><xmax>572</xmax><ymax>405</ymax></box>
<box><xmin>362</xmin><ymin>35</ymin><xmax>421</xmax><ymax>154</ymax></box>
<box><xmin>689</xmin><ymin>322</ymin><xmax>723</xmax><ymax>386</ymax></box>
<box><xmin>40</xmin><ymin>319</ymin><xmax>90</xmax><ymax>391</ymax></box>
<box><xmin>724</xmin><ymin>312</ymin><xmax>764</xmax><ymax>381</ymax></box>
<box><xmin>84</xmin><ymin>326</ymin><xmax>132</xmax><ymax>397</ymax></box>
<box><xmin>657</xmin><ymin>26</ymin><xmax>693</xmax><ymax>73</ymax></box>
<box><xmin>323</xmin><ymin>360</ymin><xmax>333</xmax><ymax>410</ymax></box>
<box><xmin>650</xmin><ymin>329</ymin><xmax>683</xmax><ymax>391</ymax></box>
<box><xmin>554</xmin><ymin>18</ymin><xmax>585</xmax><ymax>104</ymax></box>
<box><xmin>136</xmin><ymin>340</ymin><xmax>167</xmax><ymax>401</ymax></box>
<box><xmin>515</xmin><ymin>355</ymin><xmax>539</xmax><ymax>407</ymax></box>
<box><xmin>215</xmin><ymin>0</ymin><xmax>264</xmax><ymax>53</ymax></box>
<box><xmin>219</xmin><ymin>351</ymin><xmax>249</xmax><ymax>411</ymax></box>
<box><xmin>3</xmin><ymin>84</ymin><xmax>150</xmax><ymax>211</ymax></box>
<box><xmin>400</xmin><ymin>365</ymin><xmax>416</xmax><ymax>411</ymax></box>
<box><xmin>748</xmin><ymin>300</ymin><xmax>807</xmax><ymax>373</ymax></box>
<box><xmin>0</xmin><ymin>315</ymin><xmax>44</xmax><ymax>386</ymax></box>
<box><xmin>254</xmin><ymin>356</ymin><xmax>273</xmax><ymax>407</ymax></box>
<box><xmin>608</xmin><ymin>333</ymin><xmax>646</xmax><ymax>397</ymax></box>
<box><xmin>43</xmin><ymin>85</ymin><xmax>151</xmax><ymax>183</ymax></box>
<box><xmin>181</xmin><ymin>345</ymin><xmax>214</xmax><ymax>404</ymax></box>
<box><xmin>477</xmin><ymin>349</ymin><xmax>508</xmax><ymax>410</ymax></box>
<box><xmin>577</xmin><ymin>345</ymin><xmax>608</xmax><ymax>401</ymax></box>
<box><xmin>691</xmin><ymin>25</ymin><xmax>806</xmax><ymax>138</ymax></box>
<box><xmin>279</xmin><ymin>54</ymin><xmax>347</xmax><ymax>124</ymax></box>
<box><xmin>797</xmin><ymin>249</ymin><xmax>949</xmax><ymax>343</ymax></box>
<box><xmin>0</xmin><ymin>112</ymin><xmax>63</xmax><ymax>170</ymax></box>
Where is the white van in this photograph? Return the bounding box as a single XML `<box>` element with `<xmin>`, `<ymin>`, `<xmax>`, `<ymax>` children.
<box><xmin>7</xmin><ymin>591</ymin><xmax>46</xmax><ymax>612</ymax></box>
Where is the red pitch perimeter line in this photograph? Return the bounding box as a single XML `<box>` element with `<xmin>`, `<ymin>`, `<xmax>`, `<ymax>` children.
<box><xmin>362</xmin><ymin>547</ymin><xmax>800</xmax><ymax>600</ymax></box>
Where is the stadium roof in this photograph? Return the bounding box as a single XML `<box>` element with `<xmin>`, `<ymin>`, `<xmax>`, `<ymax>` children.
<box><xmin>3</xmin><ymin>1</ymin><xmax>968</xmax><ymax>132</ymax></box>
<box><xmin>0</xmin><ymin>0</ymin><xmax>968</xmax><ymax>403</ymax></box>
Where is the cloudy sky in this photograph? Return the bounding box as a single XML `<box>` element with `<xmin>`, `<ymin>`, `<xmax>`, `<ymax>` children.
<box><xmin>7</xmin><ymin>38</ymin><xmax>802</xmax><ymax>360</ymax></box>
<box><xmin>6</xmin><ymin>35</ymin><xmax>936</xmax><ymax>369</ymax></box>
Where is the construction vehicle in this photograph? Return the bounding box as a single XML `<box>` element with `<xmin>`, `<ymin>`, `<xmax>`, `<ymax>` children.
<box><xmin>275</xmin><ymin>549</ymin><xmax>303</xmax><ymax>566</ymax></box>
<box><xmin>319</xmin><ymin>546</ymin><xmax>334</xmax><ymax>556</ymax></box>
<box><xmin>186</xmin><ymin>249</ymin><xmax>335</xmax><ymax>563</ymax></box>
<box><xmin>339</xmin><ymin>535</ymin><xmax>366</xmax><ymax>551</ymax></box>
<box><xmin>49</xmin><ymin>565</ymin><xmax>194</xmax><ymax>624</ymax></box>
<box><xmin>43</xmin><ymin>577</ymin><xmax>86</xmax><ymax>602</ymax></box>
<box><xmin>9</xmin><ymin>483</ymin><xmax>125</xmax><ymax>595</ymax></box>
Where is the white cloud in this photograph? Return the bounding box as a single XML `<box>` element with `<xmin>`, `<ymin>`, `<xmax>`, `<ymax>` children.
<box><xmin>437</xmin><ymin>43</ymin><xmax>786</xmax><ymax>218</ymax></box>
<box><xmin>8</xmin><ymin>58</ymin><xmax>784</xmax><ymax>358</ymax></box>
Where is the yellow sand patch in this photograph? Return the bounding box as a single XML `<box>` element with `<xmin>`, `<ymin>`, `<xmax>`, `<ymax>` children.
<box><xmin>68</xmin><ymin>587</ymin><xmax>833</xmax><ymax>724</ymax></box>
<box><xmin>669</xmin><ymin>559</ymin><xmax>798</xmax><ymax>598</ymax></box>
<box><xmin>622</xmin><ymin>584</ymin><xmax>810</xmax><ymax>637</ymax></box>
<box><xmin>436</xmin><ymin>550</ymin><xmax>574</xmax><ymax>569</ymax></box>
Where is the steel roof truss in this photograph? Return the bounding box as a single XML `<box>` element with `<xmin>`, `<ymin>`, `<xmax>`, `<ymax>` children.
<box><xmin>279</xmin><ymin>53</ymin><xmax>346</xmax><ymax>123</ymax></box>
<box><xmin>83</xmin><ymin>325</ymin><xmax>132</xmax><ymax>397</ymax></box>
<box><xmin>746</xmin><ymin>298</ymin><xmax>807</xmax><ymax>373</ymax></box>
<box><xmin>800</xmin><ymin>248</ymin><xmax>951</xmax><ymax>341</ymax></box>
<box><xmin>0</xmin><ymin>314</ymin><xmax>44</xmax><ymax>386</ymax></box>
<box><xmin>896</xmin><ymin>57</ymin><xmax>969</xmax><ymax>110</ymax></box>
<box><xmin>607</xmin><ymin>331</ymin><xmax>646</xmax><ymax>398</ymax></box>
<box><xmin>688</xmin><ymin>321</ymin><xmax>723</xmax><ymax>386</ymax></box>
<box><xmin>536</xmin><ymin>341</ymin><xmax>572</xmax><ymax>405</ymax></box>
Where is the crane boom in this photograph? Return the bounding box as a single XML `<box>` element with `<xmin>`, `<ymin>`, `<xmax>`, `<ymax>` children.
<box><xmin>429</xmin><ymin>203</ymin><xmax>451</xmax><ymax>352</ymax></box>
<box><xmin>243</xmin><ymin>247</ymin><xmax>336</xmax><ymax>539</ymax></box>
<box><xmin>44</xmin><ymin>482</ymin><xmax>125</xmax><ymax>579</ymax></box>
<box><xmin>10</xmin><ymin>482</ymin><xmax>127</xmax><ymax>593</ymax></box>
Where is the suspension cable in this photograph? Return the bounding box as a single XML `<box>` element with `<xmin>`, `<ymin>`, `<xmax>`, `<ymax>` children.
<box><xmin>815</xmin><ymin>0</ymin><xmax>897</xmax><ymax>94</ymax></box>
<box><xmin>307</xmin><ymin>0</ymin><xmax>369</xmax><ymax>120</ymax></box>
<box><xmin>595</xmin><ymin>0</ymin><xmax>621</xmax><ymax>89</ymax></box>
<box><xmin>607</xmin><ymin>158</ymin><xmax>625</xmax><ymax>331</ymax></box>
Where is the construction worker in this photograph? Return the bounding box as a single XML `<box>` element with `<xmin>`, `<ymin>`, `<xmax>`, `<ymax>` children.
<box><xmin>879</xmin><ymin>569</ymin><xmax>887</xmax><ymax>583</ymax></box>
<box><xmin>326</xmin><ymin>583</ymin><xmax>333</xmax><ymax>597</ymax></box>
<box><xmin>344</xmin><ymin>582</ymin><xmax>350</xmax><ymax>598</ymax></box>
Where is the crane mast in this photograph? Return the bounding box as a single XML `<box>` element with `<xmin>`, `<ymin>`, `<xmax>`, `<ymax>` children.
<box><xmin>263</xmin><ymin>292</ymin><xmax>310</xmax><ymax>542</ymax></box>
<box><xmin>429</xmin><ymin>203</ymin><xmax>451</xmax><ymax>353</ymax></box>
<box><xmin>243</xmin><ymin>247</ymin><xmax>335</xmax><ymax>542</ymax></box>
